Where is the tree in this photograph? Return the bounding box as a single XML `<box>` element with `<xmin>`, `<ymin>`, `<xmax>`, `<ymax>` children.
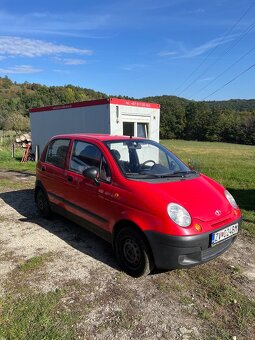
<box><xmin>4</xmin><ymin>112</ymin><xmax>30</xmax><ymax>134</ymax></box>
<box><xmin>184</xmin><ymin>102</ymin><xmax>212</xmax><ymax>140</ymax></box>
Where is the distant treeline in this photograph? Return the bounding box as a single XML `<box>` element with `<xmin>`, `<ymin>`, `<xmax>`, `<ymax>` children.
<box><xmin>0</xmin><ymin>76</ymin><xmax>254</xmax><ymax>145</ymax></box>
<box><xmin>143</xmin><ymin>96</ymin><xmax>255</xmax><ymax>145</ymax></box>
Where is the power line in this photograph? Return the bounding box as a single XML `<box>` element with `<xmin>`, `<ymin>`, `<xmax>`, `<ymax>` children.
<box><xmin>188</xmin><ymin>19</ymin><xmax>255</xmax><ymax>97</ymax></box>
<box><xmin>191</xmin><ymin>44</ymin><xmax>255</xmax><ymax>97</ymax></box>
<box><xmin>174</xmin><ymin>0</ymin><xmax>255</xmax><ymax>95</ymax></box>
<box><xmin>202</xmin><ymin>62</ymin><xmax>255</xmax><ymax>100</ymax></box>
<box><xmin>177</xmin><ymin>18</ymin><xmax>255</xmax><ymax>96</ymax></box>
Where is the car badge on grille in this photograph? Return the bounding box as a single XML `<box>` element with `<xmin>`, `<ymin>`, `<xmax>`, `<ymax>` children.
<box><xmin>215</xmin><ymin>210</ymin><xmax>221</xmax><ymax>216</ymax></box>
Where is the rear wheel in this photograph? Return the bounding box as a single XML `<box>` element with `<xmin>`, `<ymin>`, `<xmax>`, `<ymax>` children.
<box><xmin>36</xmin><ymin>189</ymin><xmax>51</xmax><ymax>218</ymax></box>
<box><xmin>114</xmin><ymin>227</ymin><xmax>154</xmax><ymax>277</ymax></box>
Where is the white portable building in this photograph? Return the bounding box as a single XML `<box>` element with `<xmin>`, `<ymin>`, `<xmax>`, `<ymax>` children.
<box><xmin>30</xmin><ymin>98</ymin><xmax>160</xmax><ymax>156</ymax></box>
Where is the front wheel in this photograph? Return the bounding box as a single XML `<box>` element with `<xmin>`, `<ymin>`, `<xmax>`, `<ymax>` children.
<box><xmin>114</xmin><ymin>227</ymin><xmax>154</xmax><ymax>277</ymax></box>
<box><xmin>35</xmin><ymin>189</ymin><xmax>51</xmax><ymax>218</ymax></box>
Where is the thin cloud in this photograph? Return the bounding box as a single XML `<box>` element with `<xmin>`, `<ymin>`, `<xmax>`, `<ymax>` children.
<box><xmin>53</xmin><ymin>69</ymin><xmax>72</xmax><ymax>74</ymax></box>
<box><xmin>181</xmin><ymin>35</ymin><xmax>236</xmax><ymax>58</ymax></box>
<box><xmin>184</xmin><ymin>8</ymin><xmax>205</xmax><ymax>15</ymax></box>
<box><xmin>122</xmin><ymin>64</ymin><xmax>148</xmax><ymax>71</ymax></box>
<box><xmin>0</xmin><ymin>10</ymin><xmax>111</xmax><ymax>37</ymax></box>
<box><xmin>199</xmin><ymin>77</ymin><xmax>215</xmax><ymax>82</ymax></box>
<box><xmin>158</xmin><ymin>51</ymin><xmax>178</xmax><ymax>57</ymax></box>
<box><xmin>0</xmin><ymin>36</ymin><xmax>93</xmax><ymax>57</ymax></box>
<box><xmin>54</xmin><ymin>57</ymin><xmax>87</xmax><ymax>65</ymax></box>
<box><xmin>159</xmin><ymin>35</ymin><xmax>236</xmax><ymax>59</ymax></box>
<box><xmin>0</xmin><ymin>65</ymin><xmax>42</xmax><ymax>74</ymax></box>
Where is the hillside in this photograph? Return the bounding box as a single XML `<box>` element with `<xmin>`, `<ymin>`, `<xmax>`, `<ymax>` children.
<box><xmin>205</xmin><ymin>99</ymin><xmax>255</xmax><ymax>112</ymax></box>
<box><xmin>0</xmin><ymin>76</ymin><xmax>254</xmax><ymax>145</ymax></box>
<box><xmin>0</xmin><ymin>76</ymin><xmax>107</xmax><ymax>116</ymax></box>
<box><xmin>142</xmin><ymin>95</ymin><xmax>255</xmax><ymax>112</ymax></box>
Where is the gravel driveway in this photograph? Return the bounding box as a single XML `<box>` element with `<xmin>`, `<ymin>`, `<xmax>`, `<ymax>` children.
<box><xmin>0</xmin><ymin>170</ymin><xmax>254</xmax><ymax>339</ymax></box>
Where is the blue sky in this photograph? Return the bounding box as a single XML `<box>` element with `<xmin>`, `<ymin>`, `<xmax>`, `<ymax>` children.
<box><xmin>0</xmin><ymin>0</ymin><xmax>254</xmax><ymax>101</ymax></box>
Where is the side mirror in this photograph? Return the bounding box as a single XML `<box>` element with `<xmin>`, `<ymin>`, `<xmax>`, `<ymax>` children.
<box><xmin>83</xmin><ymin>167</ymin><xmax>100</xmax><ymax>186</ymax></box>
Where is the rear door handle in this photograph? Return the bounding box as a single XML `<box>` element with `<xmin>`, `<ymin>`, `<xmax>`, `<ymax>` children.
<box><xmin>67</xmin><ymin>175</ymin><xmax>73</xmax><ymax>182</ymax></box>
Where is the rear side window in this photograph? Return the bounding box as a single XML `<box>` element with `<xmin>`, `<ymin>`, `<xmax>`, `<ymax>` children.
<box><xmin>45</xmin><ymin>139</ymin><xmax>70</xmax><ymax>169</ymax></box>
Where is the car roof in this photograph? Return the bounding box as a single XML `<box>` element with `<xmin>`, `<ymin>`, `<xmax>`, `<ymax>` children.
<box><xmin>51</xmin><ymin>133</ymin><xmax>146</xmax><ymax>142</ymax></box>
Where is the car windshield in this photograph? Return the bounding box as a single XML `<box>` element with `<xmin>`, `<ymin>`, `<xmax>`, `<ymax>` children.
<box><xmin>105</xmin><ymin>140</ymin><xmax>193</xmax><ymax>179</ymax></box>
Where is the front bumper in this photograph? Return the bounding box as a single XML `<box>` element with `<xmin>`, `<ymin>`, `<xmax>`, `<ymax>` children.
<box><xmin>145</xmin><ymin>218</ymin><xmax>242</xmax><ymax>270</ymax></box>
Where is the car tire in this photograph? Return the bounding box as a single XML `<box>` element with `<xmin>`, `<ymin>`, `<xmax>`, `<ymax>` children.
<box><xmin>36</xmin><ymin>189</ymin><xmax>51</xmax><ymax>218</ymax></box>
<box><xmin>114</xmin><ymin>227</ymin><xmax>154</xmax><ymax>277</ymax></box>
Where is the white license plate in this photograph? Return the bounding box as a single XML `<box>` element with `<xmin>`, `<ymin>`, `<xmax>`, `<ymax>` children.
<box><xmin>211</xmin><ymin>223</ymin><xmax>239</xmax><ymax>246</ymax></box>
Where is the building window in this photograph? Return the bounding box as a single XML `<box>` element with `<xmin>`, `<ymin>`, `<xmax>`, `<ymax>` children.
<box><xmin>137</xmin><ymin>123</ymin><xmax>148</xmax><ymax>138</ymax></box>
<box><xmin>123</xmin><ymin>122</ymin><xmax>134</xmax><ymax>137</ymax></box>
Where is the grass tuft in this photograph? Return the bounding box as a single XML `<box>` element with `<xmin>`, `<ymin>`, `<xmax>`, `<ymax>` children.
<box><xmin>18</xmin><ymin>254</ymin><xmax>52</xmax><ymax>272</ymax></box>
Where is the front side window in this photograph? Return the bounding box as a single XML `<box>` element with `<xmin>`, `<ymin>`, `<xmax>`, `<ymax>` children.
<box><xmin>70</xmin><ymin>140</ymin><xmax>111</xmax><ymax>182</ymax></box>
<box><xmin>45</xmin><ymin>139</ymin><xmax>70</xmax><ymax>169</ymax></box>
<box><xmin>106</xmin><ymin>140</ymin><xmax>195</xmax><ymax>180</ymax></box>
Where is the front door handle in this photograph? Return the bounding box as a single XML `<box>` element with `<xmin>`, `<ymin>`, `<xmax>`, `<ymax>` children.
<box><xmin>67</xmin><ymin>176</ymin><xmax>73</xmax><ymax>182</ymax></box>
<box><xmin>41</xmin><ymin>166</ymin><xmax>46</xmax><ymax>172</ymax></box>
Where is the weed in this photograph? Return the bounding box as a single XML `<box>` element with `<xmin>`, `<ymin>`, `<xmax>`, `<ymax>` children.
<box><xmin>0</xmin><ymin>251</ymin><xmax>15</xmax><ymax>261</ymax></box>
<box><xmin>176</xmin><ymin>269</ymin><xmax>187</xmax><ymax>278</ymax></box>
<box><xmin>0</xmin><ymin>215</ymin><xmax>8</xmax><ymax>222</ymax></box>
<box><xmin>180</xmin><ymin>296</ymin><xmax>194</xmax><ymax>306</ymax></box>
<box><xmin>197</xmin><ymin>308</ymin><xmax>211</xmax><ymax>320</ymax></box>
<box><xmin>114</xmin><ymin>271</ymin><xmax>126</xmax><ymax>281</ymax></box>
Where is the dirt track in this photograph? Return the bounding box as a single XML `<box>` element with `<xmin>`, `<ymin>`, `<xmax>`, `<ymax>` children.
<box><xmin>0</xmin><ymin>170</ymin><xmax>254</xmax><ymax>339</ymax></box>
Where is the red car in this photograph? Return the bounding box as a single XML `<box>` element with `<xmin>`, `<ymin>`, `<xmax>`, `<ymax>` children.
<box><xmin>35</xmin><ymin>134</ymin><xmax>241</xmax><ymax>277</ymax></box>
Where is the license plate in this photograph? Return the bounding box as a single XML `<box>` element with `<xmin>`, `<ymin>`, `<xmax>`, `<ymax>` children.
<box><xmin>211</xmin><ymin>223</ymin><xmax>239</xmax><ymax>246</ymax></box>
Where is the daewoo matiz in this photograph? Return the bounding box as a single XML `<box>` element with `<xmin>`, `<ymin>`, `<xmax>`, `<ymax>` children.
<box><xmin>35</xmin><ymin>134</ymin><xmax>241</xmax><ymax>277</ymax></box>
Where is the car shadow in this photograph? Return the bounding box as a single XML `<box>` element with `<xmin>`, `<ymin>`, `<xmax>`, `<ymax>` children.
<box><xmin>0</xmin><ymin>169</ymin><xmax>36</xmax><ymax>177</ymax></box>
<box><xmin>0</xmin><ymin>189</ymin><xmax>119</xmax><ymax>271</ymax></box>
<box><xmin>228</xmin><ymin>188</ymin><xmax>255</xmax><ymax>215</ymax></box>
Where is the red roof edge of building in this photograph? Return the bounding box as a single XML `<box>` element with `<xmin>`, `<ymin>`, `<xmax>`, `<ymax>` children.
<box><xmin>30</xmin><ymin>97</ymin><xmax>160</xmax><ymax>113</ymax></box>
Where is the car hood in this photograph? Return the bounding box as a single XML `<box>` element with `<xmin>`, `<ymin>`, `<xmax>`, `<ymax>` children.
<box><xmin>137</xmin><ymin>174</ymin><xmax>232</xmax><ymax>222</ymax></box>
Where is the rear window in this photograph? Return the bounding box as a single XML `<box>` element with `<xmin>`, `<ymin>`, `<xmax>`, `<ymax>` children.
<box><xmin>45</xmin><ymin>139</ymin><xmax>70</xmax><ymax>169</ymax></box>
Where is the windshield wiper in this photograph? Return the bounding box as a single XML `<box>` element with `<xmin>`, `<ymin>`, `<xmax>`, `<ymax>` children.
<box><xmin>173</xmin><ymin>170</ymin><xmax>197</xmax><ymax>175</ymax></box>
<box><xmin>158</xmin><ymin>170</ymin><xmax>197</xmax><ymax>178</ymax></box>
<box><xmin>126</xmin><ymin>173</ymin><xmax>160</xmax><ymax>179</ymax></box>
<box><xmin>126</xmin><ymin>170</ymin><xmax>197</xmax><ymax>179</ymax></box>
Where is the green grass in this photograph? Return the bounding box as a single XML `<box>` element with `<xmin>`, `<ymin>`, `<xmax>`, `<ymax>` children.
<box><xmin>0</xmin><ymin>290</ymin><xmax>76</xmax><ymax>339</ymax></box>
<box><xmin>185</xmin><ymin>264</ymin><xmax>255</xmax><ymax>338</ymax></box>
<box><xmin>0</xmin><ymin>145</ymin><xmax>36</xmax><ymax>172</ymax></box>
<box><xmin>0</xmin><ymin>178</ymin><xmax>34</xmax><ymax>191</ymax></box>
<box><xmin>0</xmin><ymin>252</ymin><xmax>78</xmax><ymax>339</ymax></box>
<box><xmin>161</xmin><ymin>140</ymin><xmax>255</xmax><ymax>237</ymax></box>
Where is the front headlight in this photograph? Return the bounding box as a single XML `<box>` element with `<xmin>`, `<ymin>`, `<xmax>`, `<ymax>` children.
<box><xmin>225</xmin><ymin>190</ymin><xmax>238</xmax><ymax>209</ymax></box>
<box><xmin>167</xmin><ymin>203</ymin><xmax>191</xmax><ymax>227</ymax></box>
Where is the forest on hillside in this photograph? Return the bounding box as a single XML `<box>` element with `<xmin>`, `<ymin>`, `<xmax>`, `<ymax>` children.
<box><xmin>0</xmin><ymin>76</ymin><xmax>255</xmax><ymax>145</ymax></box>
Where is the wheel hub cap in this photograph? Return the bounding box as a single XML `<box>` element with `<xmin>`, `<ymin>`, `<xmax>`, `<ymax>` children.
<box><xmin>123</xmin><ymin>239</ymin><xmax>141</xmax><ymax>266</ymax></box>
